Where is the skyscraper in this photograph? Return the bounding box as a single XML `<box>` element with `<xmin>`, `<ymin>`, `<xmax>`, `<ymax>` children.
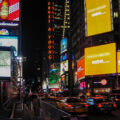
<box><xmin>48</xmin><ymin>0</ymin><xmax>64</xmax><ymax>64</ymax></box>
<box><xmin>70</xmin><ymin>0</ymin><xmax>120</xmax><ymax>95</ymax></box>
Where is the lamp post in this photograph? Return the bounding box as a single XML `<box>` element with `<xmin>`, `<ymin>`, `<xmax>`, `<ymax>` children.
<box><xmin>16</xmin><ymin>56</ymin><xmax>26</xmax><ymax>101</ymax></box>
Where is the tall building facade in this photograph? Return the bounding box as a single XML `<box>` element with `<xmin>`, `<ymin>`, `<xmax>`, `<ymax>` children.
<box><xmin>48</xmin><ymin>0</ymin><xmax>64</xmax><ymax>64</ymax></box>
<box><xmin>47</xmin><ymin>0</ymin><xmax>71</xmax><ymax>91</ymax></box>
<box><xmin>62</xmin><ymin>0</ymin><xmax>70</xmax><ymax>38</ymax></box>
<box><xmin>70</xmin><ymin>0</ymin><xmax>120</xmax><ymax>96</ymax></box>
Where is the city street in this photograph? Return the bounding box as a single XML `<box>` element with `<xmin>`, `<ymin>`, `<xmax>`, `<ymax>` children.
<box><xmin>39</xmin><ymin>100</ymin><xmax>120</xmax><ymax>120</ymax></box>
<box><xmin>0</xmin><ymin>0</ymin><xmax>120</xmax><ymax>120</ymax></box>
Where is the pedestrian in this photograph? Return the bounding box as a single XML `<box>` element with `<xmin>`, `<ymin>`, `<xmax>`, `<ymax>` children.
<box><xmin>32</xmin><ymin>94</ymin><xmax>40</xmax><ymax>117</ymax></box>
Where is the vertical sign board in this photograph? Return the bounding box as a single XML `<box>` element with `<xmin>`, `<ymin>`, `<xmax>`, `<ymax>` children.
<box><xmin>117</xmin><ymin>52</ymin><xmax>120</xmax><ymax>73</ymax></box>
<box><xmin>61</xmin><ymin>38</ymin><xmax>67</xmax><ymax>54</ymax></box>
<box><xmin>0</xmin><ymin>47</ymin><xmax>11</xmax><ymax>80</ymax></box>
<box><xmin>77</xmin><ymin>57</ymin><xmax>85</xmax><ymax>80</ymax></box>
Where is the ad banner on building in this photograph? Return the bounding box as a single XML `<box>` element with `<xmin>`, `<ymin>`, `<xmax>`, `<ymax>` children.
<box><xmin>61</xmin><ymin>38</ymin><xmax>67</xmax><ymax>54</ymax></box>
<box><xmin>85</xmin><ymin>43</ymin><xmax>116</xmax><ymax>76</ymax></box>
<box><xmin>77</xmin><ymin>57</ymin><xmax>85</xmax><ymax>80</ymax></box>
<box><xmin>85</xmin><ymin>0</ymin><xmax>112</xmax><ymax>36</ymax></box>
<box><xmin>0</xmin><ymin>47</ymin><xmax>11</xmax><ymax>79</ymax></box>
<box><xmin>117</xmin><ymin>52</ymin><xmax>120</xmax><ymax>73</ymax></box>
<box><xmin>60</xmin><ymin>60</ymin><xmax>68</xmax><ymax>75</ymax></box>
<box><xmin>0</xmin><ymin>0</ymin><xmax>20</xmax><ymax>21</ymax></box>
<box><xmin>0</xmin><ymin>36</ymin><xmax>18</xmax><ymax>56</ymax></box>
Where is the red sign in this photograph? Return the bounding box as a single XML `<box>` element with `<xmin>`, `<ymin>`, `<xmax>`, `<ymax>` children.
<box><xmin>48</xmin><ymin>1</ymin><xmax>55</xmax><ymax>60</ymax></box>
<box><xmin>80</xmin><ymin>82</ymin><xmax>86</xmax><ymax>89</ymax></box>
<box><xmin>0</xmin><ymin>0</ymin><xmax>20</xmax><ymax>21</ymax></box>
<box><xmin>51</xmin><ymin>88</ymin><xmax>59</xmax><ymax>91</ymax></box>
<box><xmin>77</xmin><ymin>57</ymin><xmax>85</xmax><ymax>80</ymax></box>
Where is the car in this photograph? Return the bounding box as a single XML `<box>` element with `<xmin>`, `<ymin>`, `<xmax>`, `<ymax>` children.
<box><xmin>56</xmin><ymin>97</ymin><xmax>89</xmax><ymax>114</ymax></box>
<box><xmin>110</xmin><ymin>93</ymin><xmax>120</xmax><ymax>109</ymax></box>
<box><xmin>86</xmin><ymin>96</ymin><xmax>117</xmax><ymax>113</ymax></box>
<box><xmin>47</xmin><ymin>93</ymin><xmax>57</xmax><ymax>101</ymax></box>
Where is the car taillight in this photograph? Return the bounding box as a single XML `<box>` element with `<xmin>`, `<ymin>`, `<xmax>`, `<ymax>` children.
<box><xmin>113</xmin><ymin>103</ymin><xmax>117</xmax><ymax>108</ymax></box>
<box><xmin>67</xmin><ymin>104</ymin><xmax>72</xmax><ymax>107</ymax></box>
<box><xmin>116</xmin><ymin>98</ymin><xmax>120</xmax><ymax>102</ymax></box>
<box><xmin>98</xmin><ymin>104</ymin><xmax>102</xmax><ymax>108</ymax></box>
<box><xmin>84</xmin><ymin>104</ymin><xmax>88</xmax><ymax>107</ymax></box>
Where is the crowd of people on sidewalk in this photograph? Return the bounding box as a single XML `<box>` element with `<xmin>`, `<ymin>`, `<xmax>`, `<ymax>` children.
<box><xmin>23</xmin><ymin>93</ymin><xmax>41</xmax><ymax>118</ymax></box>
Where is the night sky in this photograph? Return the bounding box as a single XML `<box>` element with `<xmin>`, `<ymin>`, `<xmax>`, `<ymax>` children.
<box><xmin>21</xmin><ymin>0</ymin><xmax>48</xmax><ymax>79</ymax></box>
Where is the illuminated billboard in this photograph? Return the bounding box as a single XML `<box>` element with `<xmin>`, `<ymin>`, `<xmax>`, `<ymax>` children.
<box><xmin>77</xmin><ymin>57</ymin><xmax>85</xmax><ymax>80</ymax></box>
<box><xmin>49</xmin><ymin>63</ymin><xmax>60</xmax><ymax>89</ymax></box>
<box><xmin>0</xmin><ymin>29</ymin><xmax>9</xmax><ymax>35</ymax></box>
<box><xmin>0</xmin><ymin>36</ymin><xmax>18</xmax><ymax>56</ymax></box>
<box><xmin>0</xmin><ymin>26</ymin><xmax>19</xmax><ymax>35</ymax></box>
<box><xmin>0</xmin><ymin>48</ymin><xmax>11</xmax><ymax>79</ymax></box>
<box><xmin>85</xmin><ymin>43</ymin><xmax>116</xmax><ymax>75</ymax></box>
<box><xmin>0</xmin><ymin>0</ymin><xmax>20</xmax><ymax>21</ymax></box>
<box><xmin>117</xmin><ymin>52</ymin><xmax>120</xmax><ymax>73</ymax></box>
<box><xmin>61</xmin><ymin>38</ymin><xmax>67</xmax><ymax>54</ymax></box>
<box><xmin>60</xmin><ymin>60</ymin><xmax>68</xmax><ymax>75</ymax></box>
<box><xmin>61</xmin><ymin>53</ymin><xmax>67</xmax><ymax>62</ymax></box>
<box><xmin>85</xmin><ymin>0</ymin><xmax>112</xmax><ymax>36</ymax></box>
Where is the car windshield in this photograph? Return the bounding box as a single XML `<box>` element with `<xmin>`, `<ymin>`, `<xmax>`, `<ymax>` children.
<box><xmin>67</xmin><ymin>98</ymin><xmax>81</xmax><ymax>103</ymax></box>
<box><xmin>94</xmin><ymin>99</ymin><xmax>104</xmax><ymax>103</ymax></box>
<box><xmin>111</xmin><ymin>95</ymin><xmax>120</xmax><ymax>99</ymax></box>
<box><xmin>94</xmin><ymin>98</ymin><xmax>111</xmax><ymax>103</ymax></box>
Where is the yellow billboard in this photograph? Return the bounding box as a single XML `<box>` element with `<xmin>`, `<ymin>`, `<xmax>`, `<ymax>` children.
<box><xmin>85</xmin><ymin>43</ymin><xmax>116</xmax><ymax>76</ymax></box>
<box><xmin>86</xmin><ymin>0</ymin><xmax>112</xmax><ymax>36</ymax></box>
<box><xmin>117</xmin><ymin>52</ymin><xmax>120</xmax><ymax>73</ymax></box>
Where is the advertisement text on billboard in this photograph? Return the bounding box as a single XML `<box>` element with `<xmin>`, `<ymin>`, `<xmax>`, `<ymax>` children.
<box><xmin>85</xmin><ymin>0</ymin><xmax>112</xmax><ymax>36</ymax></box>
<box><xmin>85</xmin><ymin>43</ymin><xmax>116</xmax><ymax>76</ymax></box>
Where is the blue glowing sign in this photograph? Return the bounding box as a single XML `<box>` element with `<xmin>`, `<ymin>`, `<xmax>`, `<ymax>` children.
<box><xmin>61</xmin><ymin>38</ymin><xmax>67</xmax><ymax>54</ymax></box>
<box><xmin>61</xmin><ymin>53</ymin><xmax>67</xmax><ymax>61</ymax></box>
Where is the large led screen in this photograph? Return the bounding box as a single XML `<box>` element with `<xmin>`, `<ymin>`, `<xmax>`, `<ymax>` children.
<box><xmin>60</xmin><ymin>60</ymin><xmax>68</xmax><ymax>75</ymax></box>
<box><xmin>0</xmin><ymin>36</ymin><xmax>18</xmax><ymax>56</ymax></box>
<box><xmin>0</xmin><ymin>50</ymin><xmax>11</xmax><ymax>78</ymax></box>
<box><xmin>86</xmin><ymin>0</ymin><xmax>112</xmax><ymax>36</ymax></box>
<box><xmin>49</xmin><ymin>63</ymin><xmax>60</xmax><ymax>89</ymax></box>
<box><xmin>77</xmin><ymin>57</ymin><xmax>85</xmax><ymax>80</ymax></box>
<box><xmin>61</xmin><ymin>38</ymin><xmax>67</xmax><ymax>54</ymax></box>
<box><xmin>0</xmin><ymin>0</ymin><xmax>20</xmax><ymax>21</ymax></box>
<box><xmin>85</xmin><ymin>43</ymin><xmax>116</xmax><ymax>76</ymax></box>
<box><xmin>117</xmin><ymin>52</ymin><xmax>120</xmax><ymax>73</ymax></box>
<box><xmin>61</xmin><ymin>53</ymin><xmax>67</xmax><ymax>62</ymax></box>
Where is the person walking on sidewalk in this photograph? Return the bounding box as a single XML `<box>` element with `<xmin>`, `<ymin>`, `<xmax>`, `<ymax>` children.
<box><xmin>32</xmin><ymin>94</ymin><xmax>40</xmax><ymax>117</ymax></box>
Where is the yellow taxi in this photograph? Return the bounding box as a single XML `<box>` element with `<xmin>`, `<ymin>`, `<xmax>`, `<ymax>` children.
<box><xmin>48</xmin><ymin>93</ymin><xmax>57</xmax><ymax>101</ymax></box>
<box><xmin>56</xmin><ymin>97</ymin><xmax>89</xmax><ymax>114</ymax></box>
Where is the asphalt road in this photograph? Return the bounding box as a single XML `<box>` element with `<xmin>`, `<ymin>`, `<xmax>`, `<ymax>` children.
<box><xmin>42</xmin><ymin>100</ymin><xmax>120</xmax><ymax>120</ymax></box>
<box><xmin>88</xmin><ymin>110</ymin><xmax>120</xmax><ymax>120</ymax></box>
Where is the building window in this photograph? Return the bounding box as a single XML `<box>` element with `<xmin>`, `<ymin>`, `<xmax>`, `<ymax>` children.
<box><xmin>114</xmin><ymin>12</ymin><xmax>118</xmax><ymax>18</ymax></box>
